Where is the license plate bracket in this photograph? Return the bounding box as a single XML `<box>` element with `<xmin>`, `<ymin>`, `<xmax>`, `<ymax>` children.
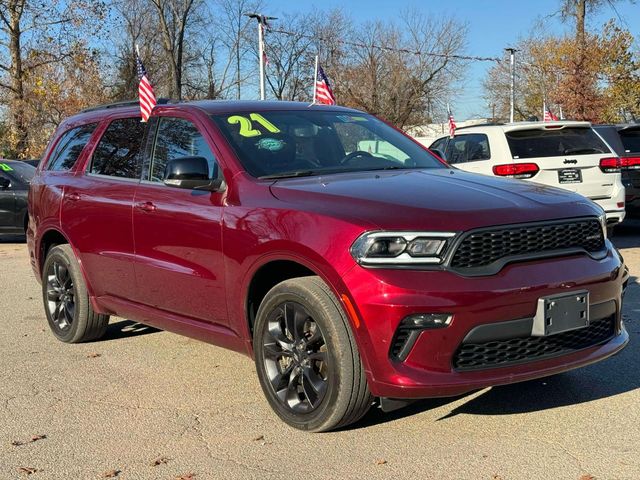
<box><xmin>532</xmin><ymin>291</ymin><xmax>590</xmax><ymax>337</ymax></box>
<box><xmin>558</xmin><ymin>168</ymin><xmax>582</xmax><ymax>184</ymax></box>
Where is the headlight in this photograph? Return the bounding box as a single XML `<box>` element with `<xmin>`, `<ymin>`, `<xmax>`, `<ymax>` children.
<box><xmin>350</xmin><ymin>231</ymin><xmax>457</xmax><ymax>265</ymax></box>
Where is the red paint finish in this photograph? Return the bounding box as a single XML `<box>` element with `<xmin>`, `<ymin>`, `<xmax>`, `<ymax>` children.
<box><xmin>27</xmin><ymin>100</ymin><xmax>628</xmax><ymax>401</ymax></box>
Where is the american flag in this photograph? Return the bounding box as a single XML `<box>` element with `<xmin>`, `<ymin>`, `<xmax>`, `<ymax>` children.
<box><xmin>448</xmin><ymin>105</ymin><xmax>456</xmax><ymax>138</ymax></box>
<box><xmin>543</xmin><ymin>104</ymin><xmax>558</xmax><ymax>122</ymax></box>
<box><xmin>314</xmin><ymin>63</ymin><xmax>336</xmax><ymax>105</ymax></box>
<box><xmin>136</xmin><ymin>53</ymin><xmax>157</xmax><ymax>122</ymax></box>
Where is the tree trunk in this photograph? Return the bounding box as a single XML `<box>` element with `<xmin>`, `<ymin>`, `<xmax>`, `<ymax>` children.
<box><xmin>9</xmin><ymin>2</ymin><xmax>26</xmax><ymax>156</ymax></box>
<box><xmin>575</xmin><ymin>0</ymin><xmax>586</xmax><ymax>43</ymax></box>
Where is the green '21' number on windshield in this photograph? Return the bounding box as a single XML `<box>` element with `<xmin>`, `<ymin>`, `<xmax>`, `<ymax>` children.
<box><xmin>227</xmin><ymin>113</ymin><xmax>280</xmax><ymax>137</ymax></box>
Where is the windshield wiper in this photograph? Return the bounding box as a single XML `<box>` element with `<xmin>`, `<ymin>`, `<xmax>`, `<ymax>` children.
<box><xmin>258</xmin><ymin>170</ymin><xmax>317</xmax><ymax>179</ymax></box>
<box><xmin>563</xmin><ymin>147</ymin><xmax>603</xmax><ymax>155</ymax></box>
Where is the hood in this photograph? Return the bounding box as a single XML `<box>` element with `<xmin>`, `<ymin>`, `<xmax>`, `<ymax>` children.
<box><xmin>268</xmin><ymin>169</ymin><xmax>601</xmax><ymax>231</ymax></box>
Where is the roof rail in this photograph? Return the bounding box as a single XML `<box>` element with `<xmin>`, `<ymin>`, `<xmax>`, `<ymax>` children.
<box><xmin>81</xmin><ymin>98</ymin><xmax>173</xmax><ymax>113</ymax></box>
<box><xmin>456</xmin><ymin>122</ymin><xmax>505</xmax><ymax>130</ymax></box>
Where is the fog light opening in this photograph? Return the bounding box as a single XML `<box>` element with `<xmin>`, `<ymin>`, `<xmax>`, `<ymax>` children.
<box><xmin>390</xmin><ymin>313</ymin><xmax>453</xmax><ymax>361</ymax></box>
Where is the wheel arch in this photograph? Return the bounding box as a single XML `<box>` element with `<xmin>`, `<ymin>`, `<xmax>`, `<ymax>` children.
<box><xmin>240</xmin><ymin>252</ymin><xmax>374</xmax><ymax>377</ymax></box>
<box><xmin>38</xmin><ymin>227</ymin><xmax>99</xmax><ymax>307</ymax></box>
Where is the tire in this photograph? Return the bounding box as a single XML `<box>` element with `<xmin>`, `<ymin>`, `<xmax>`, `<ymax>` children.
<box><xmin>607</xmin><ymin>226</ymin><xmax>615</xmax><ymax>238</ymax></box>
<box><xmin>253</xmin><ymin>276</ymin><xmax>372</xmax><ymax>432</ymax></box>
<box><xmin>42</xmin><ymin>244</ymin><xmax>109</xmax><ymax>343</ymax></box>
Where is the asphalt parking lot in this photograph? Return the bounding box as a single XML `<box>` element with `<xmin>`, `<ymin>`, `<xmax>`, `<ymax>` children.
<box><xmin>1</xmin><ymin>225</ymin><xmax>639</xmax><ymax>480</ymax></box>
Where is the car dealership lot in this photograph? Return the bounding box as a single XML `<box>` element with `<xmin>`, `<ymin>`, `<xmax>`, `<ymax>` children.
<box><xmin>1</xmin><ymin>227</ymin><xmax>639</xmax><ymax>480</ymax></box>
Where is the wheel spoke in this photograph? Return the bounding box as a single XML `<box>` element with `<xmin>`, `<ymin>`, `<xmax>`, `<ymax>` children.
<box><xmin>54</xmin><ymin>263</ymin><xmax>68</xmax><ymax>286</ymax></box>
<box><xmin>302</xmin><ymin>367</ymin><xmax>326</xmax><ymax>408</ymax></box>
<box><xmin>307</xmin><ymin>351</ymin><xmax>327</xmax><ymax>363</ymax></box>
<box><xmin>64</xmin><ymin>301</ymin><xmax>75</xmax><ymax>322</ymax></box>
<box><xmin>263</xmin><ymin>343</ymin><xmax>293</xmax><ymax>361</ymax></box>
<box><xmin>283</xmin><ymin>303</ymin><xmax>300</xmax><ymax>341</ymax></box>
<box><xmin>46</xmin><ymin>289</ymin><xmax>59</xmax><ymax>302</ymax></box>
<box><xmin>273</xmin><ymin>363</ymin><xmax>295</xmax><ymax>393</ymax></box>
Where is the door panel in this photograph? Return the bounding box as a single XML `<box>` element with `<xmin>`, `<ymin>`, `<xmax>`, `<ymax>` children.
<box><xmin>0</xmin><ymin>180</ymin><xmax>16</xmax><ymax>229</ymax></box>
<box><xmin>132</xmin><ymin>183</ymin><xmax>226</xmax><ymax>324</ymax></box>
<box><xmin>61</xmin><ymin>175</ymin><xmax>137</xmax><ymax>298</ymax></box>
<box><xmin>132</xmin><ymin>115</ymin><xmax>227</xmax><ymax>326</ymax></box>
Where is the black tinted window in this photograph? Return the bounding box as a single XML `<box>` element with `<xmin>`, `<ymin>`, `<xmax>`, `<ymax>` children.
<box><xmin>506</xmin><ymin>127</ymin><xmax>609</xmax><ymax>159</ymax></box>
<box><xmin>151</xmin><ymin>118</ymin><xmax>218</xmax><ymax>182</ymax></box>
<box><xmin>445</xmin><ymin>134</ymin><xmax>491</xmax><ymax>164</ymax></box>
<box><xmin>619</xmin><ymin>128</ymin><xmax>640</xmax><ymax>154</ymax></box>
<box><xmin>48</xmin><ymin>124</ymin><xmax>97</xmax><ymax>171</ymax></box>
<box><xmin>0</xmin><ymin>161</ymin><xmax>34</xmax><ymax>185</ymax></box>
<box><xmin>90</xmin><ymin>118</ymin><xmax>145</xmax><ymax>178</ymax></box>
<box><xmin>430</xmin><ymin>137</ymin><xmax>447</xmax><ymax>154</ymax></box>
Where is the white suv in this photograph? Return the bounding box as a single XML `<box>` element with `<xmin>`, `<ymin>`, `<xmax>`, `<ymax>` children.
<box><xmin>429</xmin><ymin>121</ymin><xmax>626</xmax><ymax>226</ymax></box>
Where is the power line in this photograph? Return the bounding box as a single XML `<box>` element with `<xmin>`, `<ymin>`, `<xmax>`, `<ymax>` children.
<box><xmin>267</xmin><ymin>27</ymin><xmax>504</xmax><ymax>64</ymax></box>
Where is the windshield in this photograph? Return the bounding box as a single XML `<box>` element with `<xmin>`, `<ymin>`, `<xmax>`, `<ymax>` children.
<box><xmin>210</xmin><ymin>110</ymin><xmax>445</xmax><ymax>178</ymax></box>
<box><xmin>506</xmin><ymin>127</ymin><xmax>610</xmax><ymax>159</ymax></box>
<box><xmin>0</xmin><ymin>161</ymin><xmax>35</xmax><ymax>184</ymax></box>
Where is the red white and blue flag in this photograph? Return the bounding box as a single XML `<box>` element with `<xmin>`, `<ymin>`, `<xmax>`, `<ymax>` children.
<box><xmin>448</xmin><ymin>105</ymin><xmax>456</xmax><ymax>138</ymax></box>
<box><xmin>136</xmin><ymin>53</ymin><xmax>157</xmax><ymax>122</ymax></box>
<box><xmin>314</xmin><ymin>63</ymin><xmax>336</xmax><ymax>105</ymax></box>
<box><xmin>543</xmin><ymin>103</ymin><xmax>558</xmax><ymax>122</ymax></box>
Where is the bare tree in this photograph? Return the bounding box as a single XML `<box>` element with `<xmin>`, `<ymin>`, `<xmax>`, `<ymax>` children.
<box><xmin>147</xmin><ymin>0</ymin><xmax>203</xmax><ymax>99</ymax></box>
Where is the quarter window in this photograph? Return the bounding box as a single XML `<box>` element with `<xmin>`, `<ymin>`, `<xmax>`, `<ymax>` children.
<box><xmin>90</xmin><ymin>118</ymin><xmax>146</xmax><ymax>179</ymax></box>
<box><xmin>445</xmin><ymin>134</ymin><xmax>491</xmax><ymax>164</ymax></box>
<box><xmin>47</xmin><ymin>124</ymin><xmax>97</xmax><ymax>171</ymax></box>
<box><xmin>150</xmin><ymin>117</ymin><xmax>218</xmax><ymax>182</ymax></box>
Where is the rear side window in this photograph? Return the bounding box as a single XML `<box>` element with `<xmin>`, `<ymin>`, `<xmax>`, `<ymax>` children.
<box><xmin>619</xmin><ymin>128</ymin><xmax>640</xmax><ymax>154</ymax></box>
<box><xmin>445</xmin><ymin>134</ymin><xmax>491</xmax><ymax>164</ymax></box>
<box><xmin>150</xmin><ymin>117</ymin><xmax>218</xmax><ymax>182</ymax></box>
<box><xmin>506</xmin><ymin>127</ymin><xmax>609</xmax><ymax>159</ymax></box>
<box><xmin>47</xmin><ymin>123</ymin><xmax>97</xmax><ymax>171</ymax></box>
<box><xmin>90</xmin><ymin>118</ymin><xmax>146</xmax><ymax>179</ymax></box>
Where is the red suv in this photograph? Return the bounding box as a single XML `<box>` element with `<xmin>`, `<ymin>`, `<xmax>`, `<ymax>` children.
<box><xmin>28</xmin><ymin>100</ymin><xmax>629</xmax><ymax>431</ymax></box>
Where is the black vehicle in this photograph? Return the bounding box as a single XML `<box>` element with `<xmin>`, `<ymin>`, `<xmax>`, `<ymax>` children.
<box><xmin>594</xmin><ymin>124</ymin><xmax>640</xmax><ymax>217</ymax></box>
<box><xmin>0</xmin><ymin>160</ymin><xmax>35</xmax><ymax>235</ymax></box>
<box><xmin>22</xmin><ymin>159</ymin><xmax>40</xmax><ymax>168</ymax></box>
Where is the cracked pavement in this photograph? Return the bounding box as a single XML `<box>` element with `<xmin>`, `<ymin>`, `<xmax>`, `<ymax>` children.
<box><xmin>1</xmin><ymin>224</ymin><xmax>639</xmax><ymax>480</ymax></box>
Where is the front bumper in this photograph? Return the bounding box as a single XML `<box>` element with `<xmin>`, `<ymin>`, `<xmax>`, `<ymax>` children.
<box><xmin>342</xmin><ymin>243</ymin><xmax>627</xmax><ymax>399</ymax></box>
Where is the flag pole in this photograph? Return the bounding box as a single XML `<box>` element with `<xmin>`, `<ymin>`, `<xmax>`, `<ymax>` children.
<box><xmin>258</xmin><ymin>17</ymin><xmax>265</xmax><ymax>100</ymax></box>
<box><xmin>312</xmin><ymin>55</ymin><xmax>318</xmax><ymax>105</ymax></box>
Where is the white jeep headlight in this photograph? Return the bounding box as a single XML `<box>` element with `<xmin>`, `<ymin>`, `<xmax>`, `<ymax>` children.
<box><xmin>350</xmin><ymin>231</ymin><xmax>457</xmax><ymax>266</ymax></box>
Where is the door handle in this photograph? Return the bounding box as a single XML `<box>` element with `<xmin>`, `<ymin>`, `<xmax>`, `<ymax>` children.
<box><xmin>135</xmin><ymin>201</ymin><xmax>157</xmax><ymax>213</ymax></box>
<box><xmin>67</xmin><ymin>192</ymin><xmax>80</xmax><ymax>201</ymax></box>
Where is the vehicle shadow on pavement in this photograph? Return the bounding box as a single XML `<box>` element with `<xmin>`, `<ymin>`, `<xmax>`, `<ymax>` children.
<box><xmin>612</xmin><ymin>218</ymin><xmax>640</xmax><ymax>249</ymax></box>
<box><xmin>99</xmin><ymin>319</ymin><xmax>160</xmax><ymax>342</ymax></box>
<box><xmin>0</xmin><ymin>234</ymin><xmax>26</xmax><ymax>243</ymax></box>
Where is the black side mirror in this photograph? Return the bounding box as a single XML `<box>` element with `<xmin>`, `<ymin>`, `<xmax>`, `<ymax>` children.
<box><xmin>430</xmin><ymin>148</ymin><xmax>446</xmax><ymax>161</ymax></box>
<box><xmin>0</xmin><ymin>177</ymin><xmax>10</xmax><ymax>189</ymax></box>
<box><xmin>163</xmin><ymin>156</ymin><xmax>225</xmax><ymax>191</ymax></box>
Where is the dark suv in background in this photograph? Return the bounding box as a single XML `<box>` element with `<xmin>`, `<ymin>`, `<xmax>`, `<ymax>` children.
<box><xmin>0</xmin><ymin>160</ymin><xmax>35</xmax><ymax>235</ymax></box>
<box><xmin>28</xmin><ymin>100</ymin><xmax>628</xmax><ymax>432</ymax></box>
<box><xmin>595</xmin><ymin>124</ymin><xmax>640</xmax><ymax>217</ymax></box>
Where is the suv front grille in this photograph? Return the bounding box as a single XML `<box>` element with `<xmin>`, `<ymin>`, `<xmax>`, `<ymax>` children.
<box><xmin>450</xmin><ymin>219</ymin><xmax>604</xmax><ymax>271</ymax></box>
<box><xmin>453</xmin><ymin>316</ymin><xmax>615</xmax><ymax>371</ymax></box>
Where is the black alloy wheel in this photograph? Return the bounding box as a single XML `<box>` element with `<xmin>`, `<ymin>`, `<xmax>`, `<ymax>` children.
<box><xmin>261</xmin><ymin>301</ymin><xmax>329</xmax><ymax>413</ymax></box>
<box><xmin>46</xmin><ymin>260</ymin><xmax>76</xmax><ymax>334</ymax></box>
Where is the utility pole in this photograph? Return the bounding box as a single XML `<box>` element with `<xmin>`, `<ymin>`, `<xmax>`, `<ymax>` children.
<box><xmin>505</xmin><ymin>47</ymin><xmax>517</xmax><ymax>123</ymax></box>
<box><xmin>245</xmin><ymin>13</ymin><xmax>277</xmax><ymax>100</ymax></box>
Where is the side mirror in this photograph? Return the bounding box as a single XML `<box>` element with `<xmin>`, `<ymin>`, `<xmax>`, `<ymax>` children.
<box><xmin>430</xmin><ymin>148</ymin><xmax>446</xmax><ymax>161</ymax></box>
<box><xmin>0</xmin><ymin>177</ymin><xmax>10</xmax><ymax>189</ymax></box>
<box><xmin>163</xmin><ymin>156</ymin><xmax>225</xmax><ymax>191</ymax></box>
